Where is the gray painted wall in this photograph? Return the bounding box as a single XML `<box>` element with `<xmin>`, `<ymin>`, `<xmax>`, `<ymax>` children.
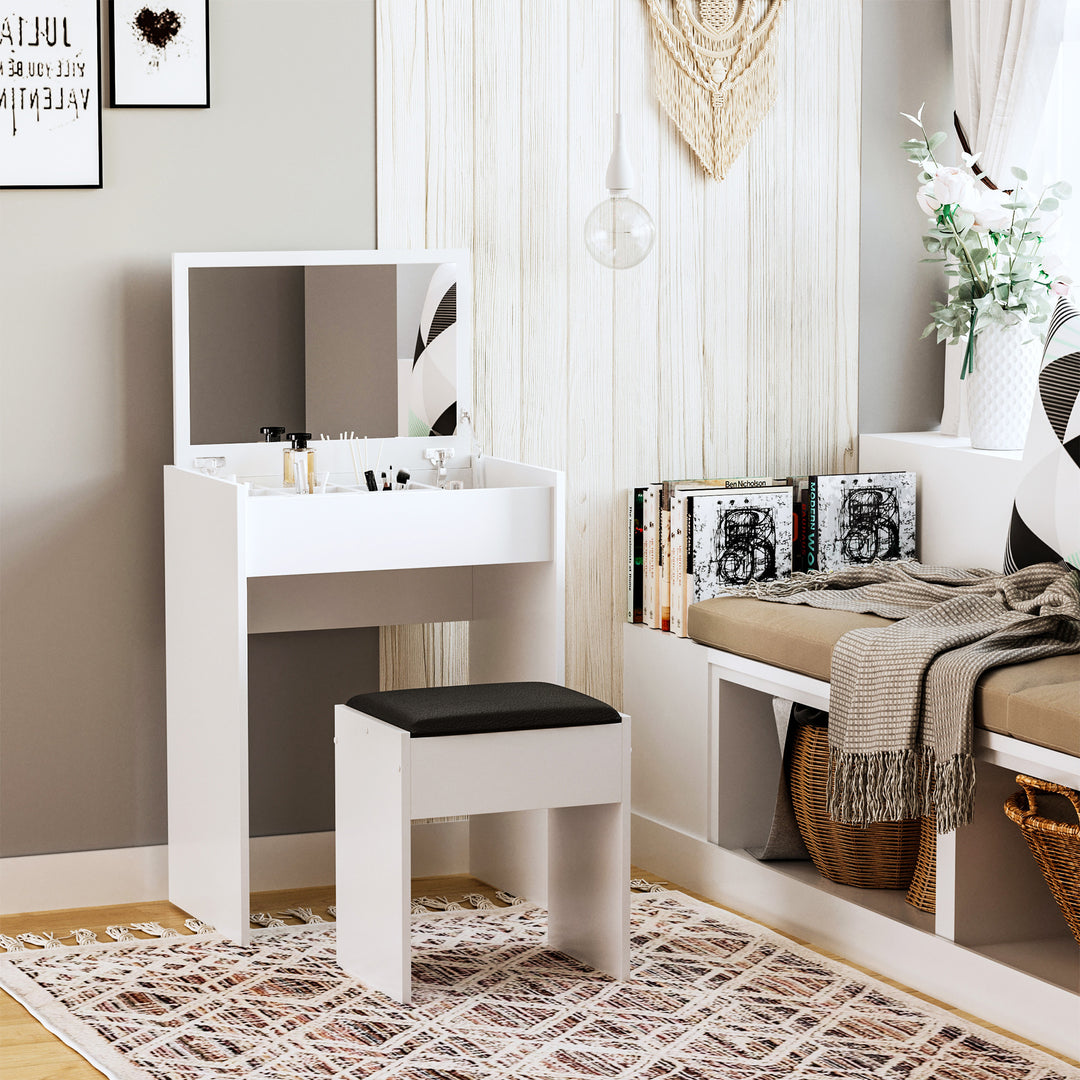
<box><xmin>859</xmin><ymin>0</ymin><xmax>955</xmax><ymax>434</ymax></box>
<box><xmin>0</xmin><ymin>0</ymin><xmax>376</xmax><ymax>858</ymax></box>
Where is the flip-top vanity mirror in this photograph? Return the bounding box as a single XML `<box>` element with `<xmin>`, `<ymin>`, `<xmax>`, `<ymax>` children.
<box><xmin>172</xmin><ymin>248</ymin><xmax>473</xmax><ymax>480</ymax></box>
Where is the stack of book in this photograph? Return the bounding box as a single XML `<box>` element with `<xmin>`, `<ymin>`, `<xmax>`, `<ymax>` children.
<box><xmin>627</xmin><ymin>471</ymin><xmax>916</xmax><ymax>637</ymax></box>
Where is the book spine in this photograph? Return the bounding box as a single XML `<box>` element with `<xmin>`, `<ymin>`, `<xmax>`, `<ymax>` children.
<box><xmin>643</xmin><ymin>485</ymin><xmax>659</xmax><ymax>628</ymax></box>
<box><xmin>721</xmin><ymin>476</ymin><xmax>784</xmax><ymax>489</ymax></box>
<box><xmin>626</xmin><ymin>490</ymin><xmax>635</xmax><ymax>622</ymax></box>
<box><xmin>632</xmin><ymin>487</ymin><xmax>644</xmax><ymax>622</ymax></box>
<box><xmin>793</xmin><ymin>480</ymin><xmax>809</xmax><ymax>573</ymax></box>
<box><xmin>685</xmin><ymin>494</ymin><xmax>697</xmax><ymax>614</ymax></box>
<box><xmin>659</xmin><ymin>483</ymin><xmax>672</xmax><ymax>633</ymax></box>
<box><xmin>806</xmin><ymin>475</ymin><xmax>820</xmax><ymax>572</ymax></box>
<box><xmin>670</xmin><ymin>490</ymin><xmax>687</xmax><ymax>637</ymax></box>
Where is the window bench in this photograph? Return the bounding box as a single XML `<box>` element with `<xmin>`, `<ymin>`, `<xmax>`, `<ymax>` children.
<box><xmin>624</xmin><ymin>434</ymin><xmax>1080</xmax><ymax>1060</ymax></box>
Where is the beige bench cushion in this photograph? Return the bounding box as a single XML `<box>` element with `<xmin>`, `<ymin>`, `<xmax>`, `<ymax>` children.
<box><xmin>687</xmin><ymin>597</ymin><xmax>891</xmax><ymax>682</ymax></box>
<box><xmin>687</xmin><ymin>597</ymin><xmax>1080</xmax><ymax>757</ymax></box>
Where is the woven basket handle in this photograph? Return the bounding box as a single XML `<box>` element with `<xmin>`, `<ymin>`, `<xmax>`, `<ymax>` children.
<box><xmin>1014</xmin><ymin>773</ymin><xmax>1080</xmax><ymax>823</ymax></box>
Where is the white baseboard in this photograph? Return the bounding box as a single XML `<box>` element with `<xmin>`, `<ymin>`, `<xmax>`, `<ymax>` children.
<box><xmin>631</xmin><ymin>812</ymin><xmax>1080</xmax><ymax>1062</ymax></box>
<box><xmin>0</xmin><ymin>822</ymin><xmax>470</xmax><ymax>915</ymax></box>
<box><xmin>0</xmin><ymin>845</ymin><xmax>170</xmax><ymax>916</ymax></box>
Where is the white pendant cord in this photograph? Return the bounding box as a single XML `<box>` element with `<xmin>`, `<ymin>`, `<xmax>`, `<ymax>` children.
<box><xmin>606</xmin><ymin>0</ymin><xmax>635</xmax><ymax>193</ymax></box>
<box><xmin>615</xmin><ymin>0</ymin><xmax>622</xmax><ymax>117</ymax></box>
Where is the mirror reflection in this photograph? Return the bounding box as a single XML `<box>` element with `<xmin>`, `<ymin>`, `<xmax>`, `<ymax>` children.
<box><xmin>187</xmin><ymin>260</ymin><xmax>458</xmax><ymax>446</ymax></box>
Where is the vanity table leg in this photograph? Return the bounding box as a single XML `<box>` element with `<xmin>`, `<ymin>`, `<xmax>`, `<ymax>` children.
<box><xmin>164</xmin><ymin>468</ymin><xmax>251</xmax><ymax>943</ymax></box>
<box><xmin>466</xmin><ymin>474</ymin><xmax>566</xmax><ymax>905</ymax></box>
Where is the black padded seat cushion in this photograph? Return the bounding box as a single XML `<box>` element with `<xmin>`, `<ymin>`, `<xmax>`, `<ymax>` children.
<box><xmin>345</xmin><ymin>681</ymin><xmax>621</xmax><ymax>738</ymax></box>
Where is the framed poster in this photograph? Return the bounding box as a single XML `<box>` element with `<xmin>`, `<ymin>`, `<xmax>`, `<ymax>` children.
<box><xmin>110</xmin><ymin>0</ymin><xmax>209</xmax><ymax>107</ymax></box>
<box><xmin>0</xmin><ymin>1</ymin><xmax>103</xmax><ymax>188</ymax></box>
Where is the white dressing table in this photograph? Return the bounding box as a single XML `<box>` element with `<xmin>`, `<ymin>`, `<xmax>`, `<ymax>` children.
<box><xmin>164</xmin><ymin>250</ymin><xmax>565</xmax><ymax>943</ymax></box>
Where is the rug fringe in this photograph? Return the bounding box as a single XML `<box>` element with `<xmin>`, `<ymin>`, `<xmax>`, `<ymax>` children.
<box><xmin>130</xmin><ymin>922</ymin><xmax>181</xmax><ymax>939</ymax></box>
<box><xmin>276</xmin><ymin>907</ymin><xmax>325</xmax><ymax>924</ymax></box>
<box><xmin>630</xmin><ymin>879</ymin><xmax>669</xmax><ymax>893</ymax></box>
<box><xmin>250</xmin><ymin>912</ymin><xmax>288</xmax><ymax>928</ymax></box>
<box><xmin>2</xmin><ymin>885</ymin><xmax>668</xmax><ymax>953</ymax></box>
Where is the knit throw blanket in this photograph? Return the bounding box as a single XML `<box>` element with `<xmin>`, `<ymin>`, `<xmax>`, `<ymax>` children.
<box><xmin>749</xmin><ymin>561</ymin><xmax>1080</xmax><ymax>833</ymax></box>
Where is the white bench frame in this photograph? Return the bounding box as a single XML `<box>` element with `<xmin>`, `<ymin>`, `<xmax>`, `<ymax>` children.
<box><xmin>624</xmin><ymin>622</ymin><xmax>1080</xmax><ymax>1061</ymax></box>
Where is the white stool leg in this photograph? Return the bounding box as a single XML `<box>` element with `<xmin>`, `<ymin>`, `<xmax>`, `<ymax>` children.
<box><xmin>548</xmin><ymin>715</ymin><xmax>630</xmax><ymax>979</ymax></box>
<box><xmin>547</xmin><ymin>799</ymin><xmax>630</xmax><ymax>979</ymax></box>
<box><xmin>334</xmin><ymin>705</ymin><xmax>413</xmax><ymax>1004</ymax></box>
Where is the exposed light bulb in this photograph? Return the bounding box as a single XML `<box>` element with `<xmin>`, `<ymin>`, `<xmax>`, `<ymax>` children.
<box><xmin>585</xmin><ymin>193</ymin><xmax>656</xmax><ymax>269</ymax></box>
<box><xmin>585</xmin><ymin>112</ymin><xmax>655</xmax><ymax>269</ymax></box>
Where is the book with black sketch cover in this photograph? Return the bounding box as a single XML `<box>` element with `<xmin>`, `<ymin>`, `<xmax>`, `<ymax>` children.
<box><xmin>669</xmin><ymin>478</ymin><xmax>788</xmax><ymax>636</ymax></box>
<box><xmin>805</xmin><ymin>471</ymin><xmax>916</xmax><ymax>572</ymax></box>
<box><xmin>682</xmin><ymin>486</ymin><xmax>794</xmax><ymax>630</ymax></box>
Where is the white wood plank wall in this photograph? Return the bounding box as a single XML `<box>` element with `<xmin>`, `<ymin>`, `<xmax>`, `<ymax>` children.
<box><xmin>377</xmin><ymin>1</ymin><xmax>861</xmax><ymax>707</ymax></box>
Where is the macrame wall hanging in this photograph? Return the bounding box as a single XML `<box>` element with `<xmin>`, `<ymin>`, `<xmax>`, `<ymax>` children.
<box><xmin>644</xmin><ymin>0</ymin><xmax>786</xmax><ymax>180</ymax></box>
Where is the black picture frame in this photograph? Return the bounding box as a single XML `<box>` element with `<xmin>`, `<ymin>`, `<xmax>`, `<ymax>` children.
<box><xmin>109</xmin><ymin>0</ymin><xmax>209</xmax><ymax>108</ymax></box>
<box><xmin>0</xmin><ymin>1</ymin><xmax>103</xmax><ymax>189</ymax></box>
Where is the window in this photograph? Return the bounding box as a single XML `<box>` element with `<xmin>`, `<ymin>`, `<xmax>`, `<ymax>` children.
<box><xmin>1029</xmin><ymin>2</ymin><xmax>1080</xmax><ymax>277</ymax></box>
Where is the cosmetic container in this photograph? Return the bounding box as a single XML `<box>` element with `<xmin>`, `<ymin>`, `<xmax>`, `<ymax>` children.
<box><xmin>260</xmin><ymin>426</ymin><xmax>286</xmax><ymax>442</ymax></box>
<box><xmin>193</xmin><ymin>456</ymin><xmax>227</xmax><ymax>477</ymax></box>
<box><xmin>289</xmin><ymin>433</ymin><xmax>317</xmax><ymax>494</ymax></box>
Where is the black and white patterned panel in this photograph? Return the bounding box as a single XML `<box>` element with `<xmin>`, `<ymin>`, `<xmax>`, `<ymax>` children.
<box><xmin>1004</xmin><ymin>297</ymin><xmax>1080</xmax><ymax>572</ymax></box>
<box><xmin>409</xmin><ymin>264</ymin><xmax>458</xmax><ymax>437</ymax></box>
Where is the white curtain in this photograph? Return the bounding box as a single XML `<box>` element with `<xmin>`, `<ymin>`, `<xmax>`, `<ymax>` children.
<box><xmin>951</xmin><ymin>0</ymin><xmax>1066</xmax><ymax>188</ymax></box>
<box><xmin>942</xmin><ymin>0</ymin><xmax>1067</xmax><ymax>435</ymax></box>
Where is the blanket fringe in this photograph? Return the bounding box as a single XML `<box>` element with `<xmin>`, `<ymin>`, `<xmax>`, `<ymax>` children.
<box><xmin>933</xmin><ymin>754</ymin><xmax>977</xmax><ymax>833</ymax></box>
<box><xmin>826</xmin><ymin>747</ymin><xmax>934</xmax><ymax>825</ymax></box>
<box><xmin>826</xmin><ymin>746</ymin><xmax>977</xmax><ymax>829</ymax></box>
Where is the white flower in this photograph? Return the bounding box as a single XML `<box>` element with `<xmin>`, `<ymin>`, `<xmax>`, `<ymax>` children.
<box><xmin>1043</xmin><ymin>254</ymin><xmax>1068</xmax><ymax>279</ymax></box>
<box><xmin>916</xmin><ymin>182</ymin><xmax>940</xmax><ymax>216</ymax></box>
<box><xmin>929</xmin><ymin>166</ymin><xmax>977</xmax><ymax>210</ymax></box>
<box><xmin>972</xmin><ymin>189</ymin><xmax>1012</xmax><ymax>231</ymax></box>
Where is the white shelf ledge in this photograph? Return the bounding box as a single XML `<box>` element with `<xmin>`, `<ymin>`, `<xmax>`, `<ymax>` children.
<box><xmin>859</xmin><ymin>431</ymin><xmax>1026</xmax><ymax>570</ymax></box>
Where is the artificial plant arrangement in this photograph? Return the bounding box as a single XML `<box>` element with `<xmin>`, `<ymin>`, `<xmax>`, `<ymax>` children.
<box><xmin>901</xmin><ymin>104</ymin><xmax>1071</xmax><ymax>378</ymax></box>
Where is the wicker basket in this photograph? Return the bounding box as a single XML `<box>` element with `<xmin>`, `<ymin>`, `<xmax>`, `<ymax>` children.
<box><xmin>1004</xmin><ymin>774</ymin><xmax>1080</xmax><ymax>945</ymax></box>
<box><xmin>905</xmin><ymin>815</ymin><xmax>937</xmax><ymax>913</ymax></box>
<box><xmin>788</xmin><ymin>718</ymin><xmax>920</xmax><ymax>889</ymax></box>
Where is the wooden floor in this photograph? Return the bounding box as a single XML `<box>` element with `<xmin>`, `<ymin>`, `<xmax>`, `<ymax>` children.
<box><xmin>2</xmin><ymin>868</ymin><xmax>1076</xmax><ymax>1078</ymax></box>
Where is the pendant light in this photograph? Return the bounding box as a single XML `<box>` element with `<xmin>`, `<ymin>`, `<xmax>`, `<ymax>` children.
<box><xmin>584</xmin><ymin>0</ymin><xmax>656</xmax><ymax>269</ymax></box>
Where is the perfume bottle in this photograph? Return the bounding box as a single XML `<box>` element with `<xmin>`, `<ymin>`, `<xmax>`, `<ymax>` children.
<box><xmin>454</xmin><ymin>409</ymin><xmax>484</xmax><ymax>486</ymax></box>
<box><xmin>282</xmin><ymin>429</ymin><xmax>313</xmax><ymax>490</ymax></box>
<box><xmin>289</xmin><ymin>433</ymin><xmax>316</xmax><ymax>494</ymax></box>
<box><xmin>260</xmin><ymin>426</ymin><xmax>286</xmax><ymax>442</ymax></box>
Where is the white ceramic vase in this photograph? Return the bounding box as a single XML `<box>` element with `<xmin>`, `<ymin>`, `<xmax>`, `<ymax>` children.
<box><xmin>967</xmin><ymin>320</ymin><xmax>1043</xmax><ymax>451</ymax></box>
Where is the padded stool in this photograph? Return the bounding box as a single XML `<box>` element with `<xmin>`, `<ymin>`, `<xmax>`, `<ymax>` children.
<box><xmin>334</xmin><ymin>681</ymin><xmax>631</xmax><ymax>1003</ymax></box>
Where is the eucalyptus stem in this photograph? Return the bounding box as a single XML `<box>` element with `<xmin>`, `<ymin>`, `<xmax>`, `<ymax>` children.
<box><xmin>1007</xmin><ymin>187</ymin><xmax>1046</xmax><ymax>304</ymax></box>
<box><xmin>916</xmin><ymin>121</ymin><xmax>989</xmax><ymax>303</ymax></box>
<box><xmin>941</xmin><ymin>205</ymin><xmax>990</xmax><ymax>299</ymax></box>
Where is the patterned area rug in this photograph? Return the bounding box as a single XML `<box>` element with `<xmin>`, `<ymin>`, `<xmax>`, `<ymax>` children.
<box><xmin>1</xmin><ymin>890</ymin><xmax>1075</xmax><ymax>1080</ymax></box>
